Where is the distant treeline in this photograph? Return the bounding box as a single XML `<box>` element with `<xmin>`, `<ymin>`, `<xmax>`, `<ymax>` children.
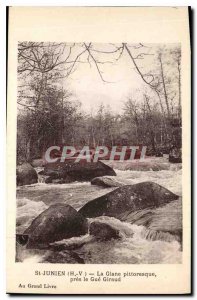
<box><xmin>17</xmin><ymin>98</ymin><xmax>181</xmax><ymax>162</ymax></box>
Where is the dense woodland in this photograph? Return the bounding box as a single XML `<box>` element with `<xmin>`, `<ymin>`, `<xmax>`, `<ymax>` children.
<box><xmin>17</xmin><ymin>42</ymin><xmax>181</xmax><ymax>162</ymax></box>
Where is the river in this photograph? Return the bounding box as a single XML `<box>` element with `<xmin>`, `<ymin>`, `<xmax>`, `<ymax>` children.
<box><xmin>16</xmin><ymin>157</ymin><xmax>182</xmax><ymax>264</ymax></box>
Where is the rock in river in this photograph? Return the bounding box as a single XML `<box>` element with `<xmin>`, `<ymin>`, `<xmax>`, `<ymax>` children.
<box><xmin>89</xmin><ymin>221</ymin><xmax>121</xmax><ymax>241</ymax></box>
<box><xmin>79</xmin><ymin>181</ymin><xmax>179</xmax><ymax>219</ymax></box>
<box><xmin>91</xmin><ymin>176</ymin><xmax>129</xmax><ymax>188</ymax></box>
<box><xmin>24</xmin><ymin>204</ymin><xmax>88</xmax><ymax>248</ymax></box>
<box><xmin>42</xmin><ymin>160</ymin><xmax>116</xmax><ymax>183</ymax></box>
<box><xmin>16</xmin><ymin>163</ymin><xmax>38</xmax><ymax>186</ymax></box>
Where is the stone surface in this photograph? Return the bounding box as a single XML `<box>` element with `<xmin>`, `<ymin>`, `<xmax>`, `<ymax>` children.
<box><xmin>24</xmin><ymin>204</ymin><xmax>88</xmax><ymax>248</ymax></box>
<box><xmin>79</xmin><ymin>181</ymin><xmax>179</xmax><ymax>219</ymax></box>
<box><xmin>89</xmin><ymin>221</ymin><xmax>121</xmax><ymax>241</ymax></box>
<box><xmin>43</xmin><ymin>160</ymin><xmax>116</xmax><ymax>183</ymax></box>
<box><xmin>17</xmin><ymin>163</ymin><xmax>38</xmax><ymax>186</ymax></box>
<box><xmin>91</xmin><ymin>176</ymin><xmax>129</xmax><ymax>188</ymax></box>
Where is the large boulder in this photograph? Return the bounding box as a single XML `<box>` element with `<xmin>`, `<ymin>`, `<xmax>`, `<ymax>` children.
<box><xmin>24</xmin><ymin>204</ymin><xmax>88</xmax><ymax>248</ymax></box>
<box><xmin>16</xmin><ymin>163</ymin><xmax>38</xmax><ymax>186</ymax></box>
<box><xmin>42</xmin><ymin>160</ymin><xmax>116</xmax><ymax>183</ymax></box>
<box><xmin>79</xmin><ymin>181</ymin><xmax>179</xmax><ymax>219</ymax></box>
<box><xmin>89</xmin><ymin>221</ymin><xmax>121</xmax><ymax>241</ymax></box>
<box><xmin>91</xmin><ymin>176</ymin><xmax>130</xmax><ymax>188</ymax></box>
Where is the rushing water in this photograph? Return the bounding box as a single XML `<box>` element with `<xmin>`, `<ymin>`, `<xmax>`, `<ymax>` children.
<box><xmin>16</xmin><ymin>158</ymin><xmax>182</xmax><ymax>264</ymax></box>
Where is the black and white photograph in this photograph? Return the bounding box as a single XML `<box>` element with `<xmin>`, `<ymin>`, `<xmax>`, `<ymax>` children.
<box><xmin>16</xmin><ymin>41</ymin><xmax>183</xmax><ymax>264</ymax></box>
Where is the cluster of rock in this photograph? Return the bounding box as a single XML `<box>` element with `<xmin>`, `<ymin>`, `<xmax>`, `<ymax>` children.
<box><xmin>17</xmin><ymin>181</ymin><xmax>181</xmax><ymax>251</ymax></box>
<box><xmin>16</xmin><ymin>161</ymin><xmax>116</xmax><ymax>186</ymax></box>
<box><xmin>16</xmin><ymin>158</ymin><xmax>182</xmax><ymax>260</ymax></box>
<box><xmin>16</xmin><ymin>149</ymin><xmax>182</xmax><ymax>187</ymax></box>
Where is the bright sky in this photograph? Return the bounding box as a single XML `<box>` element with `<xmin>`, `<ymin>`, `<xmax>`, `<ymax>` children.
<box><xmin>64</xmin><ymin>43</ymin><xmax>154</xmax><ymax>114</ymax></box>
<box><xmin>18</xmin><ymin>43</ymin><xmax>180</xmax><ymax>115</ymax></box>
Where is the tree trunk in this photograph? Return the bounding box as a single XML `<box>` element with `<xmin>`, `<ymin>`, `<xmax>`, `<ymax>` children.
<box><xmin>159</xmin><ymin>55</ymin><xmax>171</xmax><ymax>118</ymax></box>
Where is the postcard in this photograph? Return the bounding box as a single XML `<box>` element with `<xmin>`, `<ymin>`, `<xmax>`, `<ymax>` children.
<box><xmin>7</xmin><ymin>6</ymin><xmax>191</xmax><ymax>294</ymax></box>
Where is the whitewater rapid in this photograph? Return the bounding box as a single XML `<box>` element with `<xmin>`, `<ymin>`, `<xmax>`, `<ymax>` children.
<box><xmin>16</xmin><ymin>160</ymin><xmax>182</xmax><ymax>264</ymax></box>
